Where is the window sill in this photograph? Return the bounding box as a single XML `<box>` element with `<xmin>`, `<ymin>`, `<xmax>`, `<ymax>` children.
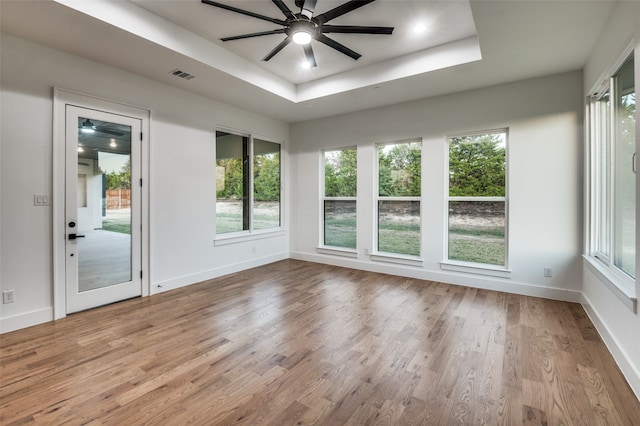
<box><xmin>214</xmin><ymin>229</ymin><xmax>286</xmax><ymax>246</ymax></box>
<box><xmin>370</xmin><ymin>252</ymin><xmax>424</xmax><ymax>267</ymax></box>
<box><xmin>316</xmin><ymin>246</ymin><xmax>358</xmax><ymax>258</ymax></box>
<box><xmin>583</xmin><ymin>255</ymin><xmax>637</xmax><ymax>313</ymax></box>
<box><xmin>440</xmin><ymin>261</ymin><xmax>511</xmax><ymax>278</ymax></box>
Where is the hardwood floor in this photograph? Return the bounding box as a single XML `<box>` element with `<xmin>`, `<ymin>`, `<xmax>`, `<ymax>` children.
<box><xmin>1</xmin><ymin>259</ymin><xmax>639</xmax><ymax>425</ymax></box>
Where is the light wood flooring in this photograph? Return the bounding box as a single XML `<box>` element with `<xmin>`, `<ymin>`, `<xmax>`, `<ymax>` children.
<box><xmin>1</xmin><ymin>259</ymin><xmax>639</xmax><ymax>425</ymax></box>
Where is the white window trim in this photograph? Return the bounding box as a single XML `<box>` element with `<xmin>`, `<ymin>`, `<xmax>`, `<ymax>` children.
<box><xmin>214</xmin><ymin>229</ymin><xmax>286</xmax><ymax>246</ymax></box>
<box><xmin>440</xmin><ymin>260</ymin><xmax>511</xmax><ymax>278</ymax></box>
<box><xmin>589</xmin><ymin>87</ymin><xmax>615</xmax><ymax>266</ymax></box>
<box><xmin>316</xmin><ymin>246</ymin><xmax>359</xmax><ymax>258</ymax></box>
<box><xmin>584</xmin><ymin>255</ymin><xmax>637</xmax><ymax>313</ymax></box>
<box><xmin>369</xmin><ymin>251</ymin><xmax>424</xmax><ymax>267</ymax></box>
<box><xmin>374</xmin><ymin>139</ymin><xmax>423</xmax><ymax>261</ymax></box>
<box><xmin>445</xmin><ymin>129</ymin><xmax>510</xmax><ymax>271</ymax></box>
<box><xmin>584</xmin><ymin>47</ymin><xmax>637</xmax><ymax>309</ymax></box>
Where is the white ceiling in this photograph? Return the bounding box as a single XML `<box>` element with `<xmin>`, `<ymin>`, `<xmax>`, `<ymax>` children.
<box><xmin>1</xmin><ymin>0</ymin><xmax>617</xmax><ymax>123</ymax></box>
<box><xmin>132</xmin><ymin>0</ymin><xmax>479</xmax><ymax>84</ymax></box>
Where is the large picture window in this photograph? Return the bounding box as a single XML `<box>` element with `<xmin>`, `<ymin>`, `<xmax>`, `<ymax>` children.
<box><xmin>215</xmin><ymin>131</ymin><xmax>281</xmax><ymax>235</ymax></box>
<box><xmin>323</xmin><ymin>148</ymin><xmax>357</xmax><ymax>249</ymax></box>
<box><xmin>376</xmin><ymin>141</ymin><xmax>421</xmax><ymax>257</ymax></box>
<box><xmin>590</xmin><ymin>53</ymin><xmax>635</xmax><ymax>282</ymax></box>
<box><xmin>447</xmin><ymin>130</ymin><xmax>507</xmax><ymax>266</ymax></box>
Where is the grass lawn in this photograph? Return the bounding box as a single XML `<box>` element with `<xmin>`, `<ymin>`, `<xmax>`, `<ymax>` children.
<box><xmin>324</xmin><ymin>214</ymin><xmax>357</xmax><ymax>249</ymax></box>
<box><xmin>217</xmin><ymin>210</ymin><xmax>505</xmax><ymax>265</ymax></box>
<box><xmin>216</xmin><ymin>213</ymin><xmax>281</xmax><ymax>234</ymax></box>
<box><xmin>102</xmin><ymin>217</ymin><xmax>131</xmax><ymax>235</ymax></box>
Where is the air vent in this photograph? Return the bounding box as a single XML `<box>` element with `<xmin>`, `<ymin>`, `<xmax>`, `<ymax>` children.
<box><xmin>169</xmin><ymin>69</ymin><xmax>195</xmax><ymax>80</ymax></box>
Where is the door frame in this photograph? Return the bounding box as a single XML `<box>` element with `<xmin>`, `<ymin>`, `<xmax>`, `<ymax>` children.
<box><xmin>53</xmin><ymin>88</ymin><xmax>150</xmax><ymax>319</ymax></box>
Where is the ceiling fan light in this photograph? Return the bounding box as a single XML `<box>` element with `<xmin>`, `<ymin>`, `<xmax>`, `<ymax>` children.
<box><xmin>292</xmin><ymin>30</ymin><xmax>312</xmax><ymax>45</ymax></box>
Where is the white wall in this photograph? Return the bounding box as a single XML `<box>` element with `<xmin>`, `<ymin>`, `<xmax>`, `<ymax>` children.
<box><xmin>582</xmin><ymin>1</ymin><xmax>640</xmax><ymax>399</ymax></box>
<box><xmin>0</xmin><ymin>33</ymin><xmax>289</xmax><ymax>332</ymax></box>
<box><xmin>290</xmin><ymin>71</ymin><xmax>584</xmax><ymax>300</ymax></box>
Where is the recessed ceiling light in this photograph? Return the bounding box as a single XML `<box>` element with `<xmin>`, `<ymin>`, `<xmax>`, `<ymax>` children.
<box><xmin>301</xmin><ymin>60</ymin><xmax>312</xmax><ymax>69</ymax></box>
<box><xmin>413</xmin><ymin>23</ymin><xmax>427</xmax><ymax>34</ymax></box>
<box><xmin>110</xmin><ymin>139</ymin><xmax>117</xmax><ymax>148</ymax></box>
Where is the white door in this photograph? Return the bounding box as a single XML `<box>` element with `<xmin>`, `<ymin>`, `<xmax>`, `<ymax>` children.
<box><xmin>65</xmin><ymin>105</ymin><xmax>142</xmax><ymax>313</ymax></box>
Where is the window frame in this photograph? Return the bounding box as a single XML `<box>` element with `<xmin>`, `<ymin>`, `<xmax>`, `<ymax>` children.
<box><xmin>373</xmin><ymin>139</ymin><xmax>423</xmax><ymax>264</ymax></box>
<box><xmin>585</xmin><ymin>50</ymin><xmax>636</xmax><ymax>308</ymax></box>
<box><xmin>214</xmin><ymin>129</ymin><xmax>284</xmax><ymax>244</ymax></box>
<box><xmin>319</xmin><ymin>146</ymin><xmax>358</xmax><ymax>256</ymax></box>
<box><xmin>443</xmin><ymin>128</ymin><xmax>510</xmax><ymax>273</ymax></box>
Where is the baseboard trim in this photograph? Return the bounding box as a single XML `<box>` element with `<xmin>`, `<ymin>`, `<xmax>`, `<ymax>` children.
<box><xmin>289</xmin><ymin>251</ymin><xmax>582</xmax><ymax>303</ymax></box>
<box><xmin>581</xmin><ymin>293</ymin><xmax>640</xmax><ymax>401</ymax></box>
<box><xmin>0</xmin><ymin>307</ymin><xmax>54</xmax><ymax>334</ymax></box>
<box><xmin>151</xmin><ymin>252</ymin><xmax>289</xmax><ymax>294</ymax></box>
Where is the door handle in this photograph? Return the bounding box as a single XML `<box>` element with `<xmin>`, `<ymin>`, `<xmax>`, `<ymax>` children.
<box><xmin>68</xmin><ymin>234</ymin><xmax>86</xmax><ymax>240</ymax></box>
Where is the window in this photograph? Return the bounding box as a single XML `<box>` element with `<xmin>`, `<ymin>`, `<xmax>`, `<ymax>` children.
<box><xmin>447</xmin><ymin>130</ymin><xmax>507</xmax><ymax>267</ymax></box>
<box><xmin>376</xmin><ymin>141</ymin><xmax>421</xmax><ymax>257</ymax></box>
<box><xmin>322</xmin><ymin>148</ymin><xmax>357</xmax><ymax>249</ymax></box>
<box><xmin>215</xmin><ymin>131</ymin><xmax>281</xmax><ymax>235</ymax></box>
<box><xmin>590</xmin><ymin>53</ymin><xmax>635</xmax><ymax>282</ymax></box>
<box><xmin>253</xmin><ymin>139</ymin><xmax>281</xmax><ymax>230</ymax></box>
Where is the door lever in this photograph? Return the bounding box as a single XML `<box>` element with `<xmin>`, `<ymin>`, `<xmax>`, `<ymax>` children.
<box><xmin>68</xmin><ymin>234</ymin><xmax>86</xmax><ymax>240</ymax></box>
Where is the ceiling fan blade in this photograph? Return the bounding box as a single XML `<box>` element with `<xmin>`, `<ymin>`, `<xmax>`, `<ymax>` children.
<box><xmin>316</xmin><ymin>34</ymin><xmax>361</xmax><ymax>60</ymax></box>
<box><xmin>201</xmin><ymin>0</ymin><xmax>287</xmax><ymax>26</ymax></box>
<box><xmin>221</xmin><ymin>29</ymin><xmax>286</xmax><ymax>42</ymax></box>
<box><xmin>272</xmin><ymin>0</ymin><xmax>296</xmax><ymax>20</ymax></box>
<box><xmin>95</xmin><ymin>128</ymin><xmax>124</xmax><ymax>137</ymax></box>
<box><xmin>303</xmin><ymin>44</ymin><xmax>317</xmax><ymax>68</ymax></box>
<box><xmin>262</xmin><ymin>37</ymin><xmax>292</xmax><ymax>61</ymax></box>
<box><xmin>321</xmin><ymin>25</ymin><xmax>393</xmax><ymax>35</ymax></box>
<box><xmin>300</xmin><ymin>0</ymin><xmax>317</xmax><ymax>19</ymax></box>
<box><xmin>315</xmin><ymin>0</ymin><xmax>376</xmax><ymax>24</ymax></box>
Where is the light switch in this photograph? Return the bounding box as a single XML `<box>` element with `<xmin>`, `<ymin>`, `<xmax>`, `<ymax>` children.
<box><xmin>34</xmin><ymin>193</ymin><xmax>51</xmax><ymax>206</ymax></box>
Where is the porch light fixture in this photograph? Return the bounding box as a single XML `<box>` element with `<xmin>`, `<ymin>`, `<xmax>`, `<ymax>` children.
<box><xmin>80</xmin><ymin>119</ymin><xmax>95</xmax><ymax>134</ymax></box>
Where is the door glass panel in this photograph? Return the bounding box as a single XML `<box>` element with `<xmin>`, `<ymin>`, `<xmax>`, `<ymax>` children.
<box><xmin>77</xmin><ymin>117</ymin><xmax>132</xmax><ymax>291</ymax></box>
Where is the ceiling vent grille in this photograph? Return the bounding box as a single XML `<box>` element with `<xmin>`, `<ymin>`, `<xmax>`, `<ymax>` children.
<box><xmin>169</xmin><ymin>69</ymin><xmax>195</xmax><ymax>80</ymax></box>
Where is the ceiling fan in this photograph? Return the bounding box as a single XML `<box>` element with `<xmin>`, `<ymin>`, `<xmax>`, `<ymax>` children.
<box><xmin>79</xmin><ymin>119</ymin><xmax>126</xmax><ymax>137</ymax></box>
<box><xmin>201</xmin><ymin>0</ymin><xmax>394</xmax><ymax>67</ymax></box>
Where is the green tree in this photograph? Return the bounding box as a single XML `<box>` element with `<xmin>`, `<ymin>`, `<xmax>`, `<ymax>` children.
<box><xmin>379</xmin><ymin>143</ymin><xmax>421</xmax><ymax>197</ymax></box>
<box><xmin>254</xmin><ymin>153</ymin><xmax>280</xmax><ymax>201</ymax></box>
<box><xmin>216</xmin><ymin>158</ymin><xmax>244</xmax><ymax>199</ymax></box>
<box><xmin>325</xmin><ymin>148</ymin><xmax>357</xmax><ymax>197</ymax></box>
<box><xmin>449</xmin><ymin>135</ymin><xmax>505</xmax><ymax>196</ymax></box>
<box><xmin>105</xmin><ymin>158</ymin><xmax>131</xmax><ymax>189</ymax></box>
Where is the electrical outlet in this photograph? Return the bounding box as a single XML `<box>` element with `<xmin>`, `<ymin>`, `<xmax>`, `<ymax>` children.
<box><xmin>544</xmin><ymin>267</ymin><xmax>552</xmax><ymax>278</ymax></box>
<box><xmin>3</xmin><ymin>290</ymin><xmax>15</xmax><ymax>304</ymax></box>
